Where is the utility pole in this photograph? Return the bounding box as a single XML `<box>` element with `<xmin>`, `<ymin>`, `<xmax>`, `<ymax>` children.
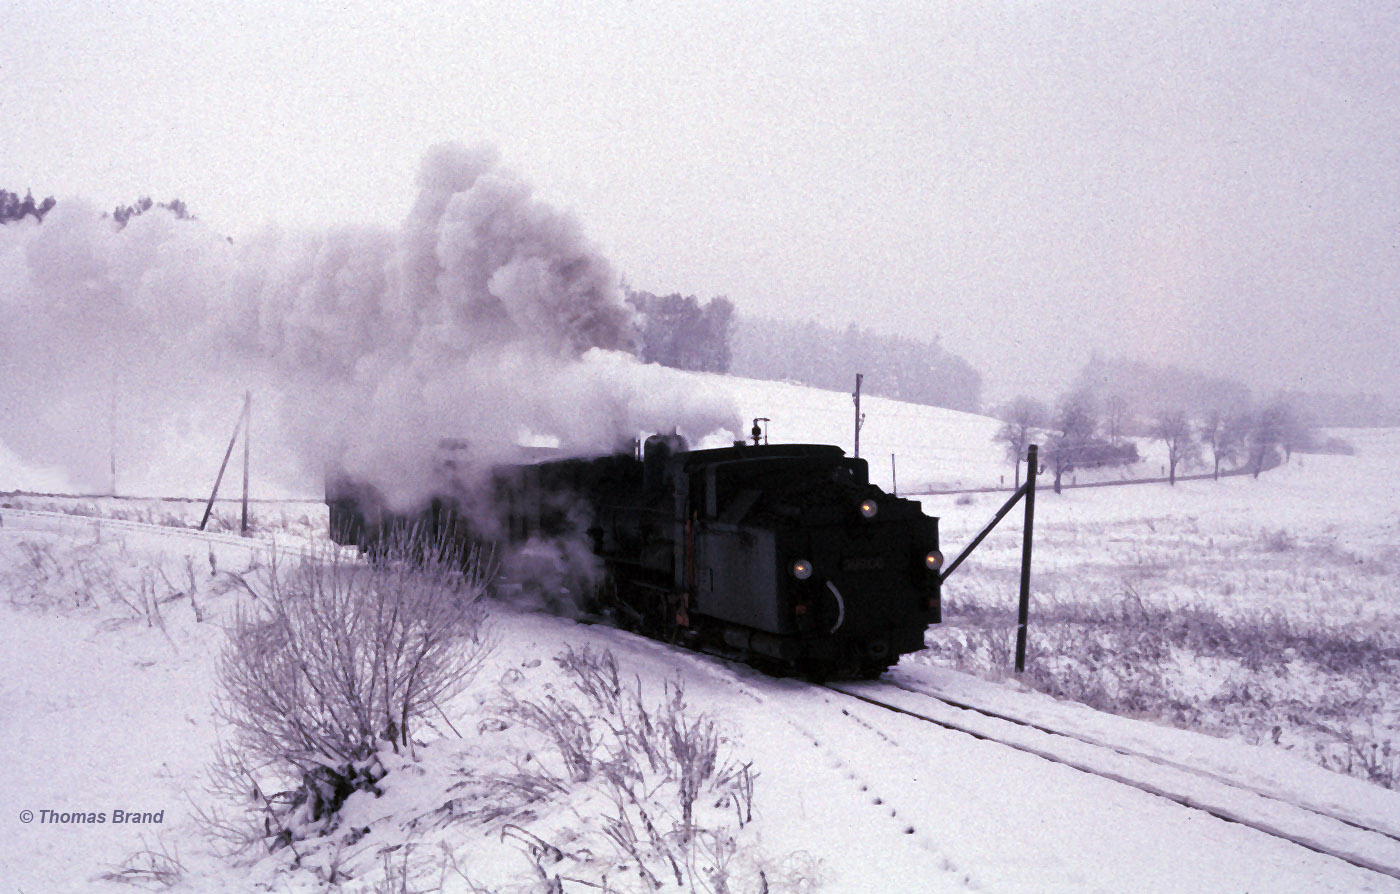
<box><xmin>1014</xmin><ymin>444</ymin><xmax>1038</xmax><ymax>673</ymax></box>
<box><xmin>853</xmin><ymin>373</ymin><xmax>865</xmax><ymax>458</ymax></box>
<box><xmin>240</xmin><ymin>390</ymin><xmax>251</xmax><ymax>535</ymax></box>
<box><xmin>200</xmin><ymin>393</ymin><xmax>250</xmax><ymax>533</ymax></box>
<box><xmin>939</xmin><ymin>443</ymin><xmax>1039</xmax><ymax>674</ymax></box>
<box><xmin>109</xmin><ymin>362</ymin><xmax>118</xmax><ymax>496</ymax></box>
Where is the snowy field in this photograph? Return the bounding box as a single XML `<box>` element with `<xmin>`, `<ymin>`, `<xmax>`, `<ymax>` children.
<box><xmin>919</xmin><ymin>428</ymin><xmax>1400</xmax><ymax>790</ymax></box>
<box><xmin>2</xmin><ymin>375</ymin><xmax>1399</xmax><ymax>891</ymax></box>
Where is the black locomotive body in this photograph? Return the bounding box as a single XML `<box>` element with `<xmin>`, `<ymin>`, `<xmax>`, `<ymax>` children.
<box><xmin>328</xmin><ymin>436</ymin><xmax>942</xmax><ymax>678</ymax></box>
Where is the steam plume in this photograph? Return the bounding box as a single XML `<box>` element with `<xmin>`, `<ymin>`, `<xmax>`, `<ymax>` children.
<box><xmin>0</xmin><ymin>143</ymin><xmax>740</xmax><ymax>505</ymax></box>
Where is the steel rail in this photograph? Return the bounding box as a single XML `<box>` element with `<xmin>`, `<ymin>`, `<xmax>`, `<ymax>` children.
<box><xmin>825</xmin><ymin>681</ymin><xmax>1400</xmax><ymax>883</ymax></box>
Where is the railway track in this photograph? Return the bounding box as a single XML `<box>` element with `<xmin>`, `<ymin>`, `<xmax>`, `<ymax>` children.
<box><xmin>827</xmin><ymin>678</ymin><xmax>1400</xmax><ymax>883</ymax></box>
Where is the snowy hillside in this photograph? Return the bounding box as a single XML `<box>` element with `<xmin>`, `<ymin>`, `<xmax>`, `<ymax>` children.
<box><xmin>685</xmin><ymin>373</ymin><xmax>1009</xmax><ymax>493</ymax></box>
<box><xmin>3</xmin><ymin>376</ymin><xmax>1399</xmax><ymax>891</ymax></box>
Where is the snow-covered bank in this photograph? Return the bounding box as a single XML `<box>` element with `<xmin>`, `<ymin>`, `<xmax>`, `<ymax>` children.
<box><xmin>3</xmin><ymin>511</ymin><xmax>1399</xmax><ymax>891</ymax></box>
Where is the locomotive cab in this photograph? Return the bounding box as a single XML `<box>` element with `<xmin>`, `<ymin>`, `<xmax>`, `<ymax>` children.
<box><xmin>674</xmin><ymin>443</ymin><xmax>941</xmax><ymax>677</ymax></box>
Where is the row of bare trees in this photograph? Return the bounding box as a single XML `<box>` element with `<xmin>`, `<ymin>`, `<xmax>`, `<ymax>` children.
<box><xmin>995</xmin><ymin>393</ymin><xmax>1314</xmax><ymax>493</ymax></box>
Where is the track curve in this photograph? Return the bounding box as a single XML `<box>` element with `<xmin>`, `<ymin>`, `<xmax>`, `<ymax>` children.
<box><xmin>827</xmin><ymin>679</ymin><xmax>1400</xmax><ymax>883</ymax></box>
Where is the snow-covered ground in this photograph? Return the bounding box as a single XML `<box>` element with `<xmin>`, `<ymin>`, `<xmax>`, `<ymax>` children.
<box><xmin>2</xmin><ymin>376</ymin><xmax>1398</xmax><ymax>891</ymax></box>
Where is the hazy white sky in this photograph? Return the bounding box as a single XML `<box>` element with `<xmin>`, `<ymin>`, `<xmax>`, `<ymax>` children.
<box><xmin>6</xmin><ymin>0</ymin><xmax>1399</xmax><ymax>403</ymax></box>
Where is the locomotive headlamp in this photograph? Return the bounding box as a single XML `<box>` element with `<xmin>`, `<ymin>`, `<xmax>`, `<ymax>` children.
<box><xmin>859</xmin><ymin>499</ymin><xmax>879</xmax><ymax>519</ymax></box>
<box><xmin>790</xmin><ymin>558</ymin><xmax>814</xmax><ymax>580</ymax></box>
<box><xmin>925</xmin><ymin>550</ymin><xmax>944</xmax><ymax>572</ymax></box>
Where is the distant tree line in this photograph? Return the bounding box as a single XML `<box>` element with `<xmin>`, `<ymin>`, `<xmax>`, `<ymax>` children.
<box><xmin>619</xmin><ymin>292</ymin><xmax>986</xmax><ymax>414</ymax></box>
<box><xmin>0</xmin><ymin>190</ymin><xmax>196</xmax><ymax>229</ymax></box>
<box><xmin>0</xmin><ymin>189</ymin><xmax>56</xmax><ymax>224</ymax></box>
<box><xmin>624</xmin><ymin>288</ymin><xmax>735</xmax><ymax>373</ymax></box>
<box><xmin>730</xmin><ymin>316</ymin><xmax>983</xmax><ymax>413</ymax></box>
<box><xmin>994</xmin><ymin>357</ymin><xmax>1325</xmax><ymax>493</ymax></box>
<box><xmin>107</xmin><ymin>196</ymin><xmax>194</xmax><ymax>228</ymax></box>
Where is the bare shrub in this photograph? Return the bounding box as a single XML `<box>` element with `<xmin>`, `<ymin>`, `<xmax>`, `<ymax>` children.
<box><xmin>209</xmin><ymin>530</ymin><xmax>494</xmax><ymax>848</ymax></box>
<box><xmin>1261</xmin><ymin>528</ymin><xmax>1296</xmax><ymax>552</ymax></box>
<box><xmin>494</xmin><ymin>646</ymin><xmax>762</xmax><ymax>892</ymax></box>
<box><xmin>3</xmin><ymin>537</ymin><xmax>105</xmax><ymax>610</ymax></box>
<box><xmin>1312</xmin><ymin>723</ymin><xmax>1400</xmax><ymax>790</ymax></box>
<box><xmin>158</xmin><ymin>555</ymin><xmax>205</xmax><ymax>622</ymax></box>
<box><xmin>110</xmin><ymin>564</ymin><xmax>172</xmax><ymax>631</ymax></box>
<box><xmin>3</xmin><ymin>535</ymin><xmax>196</xmax><ymax>627</ymax></box>
<box><xmin>923</xmin><ymin>587</ymin><xmax>1400</xmax><ymax>789</ymax></box>
<box><xmin>97</xmin><ymin>834</ymin><xmax>185</xmax><ymax>888</ymax></box>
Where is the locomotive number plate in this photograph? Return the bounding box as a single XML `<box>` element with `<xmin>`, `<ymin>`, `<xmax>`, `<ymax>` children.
<box><xmin>842</xmin><ymin>556</ymin><xmax>886</xmax><ymax>572</ymax></box>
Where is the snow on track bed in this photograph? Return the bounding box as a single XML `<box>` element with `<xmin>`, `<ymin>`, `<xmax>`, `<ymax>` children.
<box><xmin>829</xmin><ymin>678</ymin><xmax>1400</xmax><ymax>884</ymax></box>
<box><xmin>0</xmin><ymin>507</ymin><xmax>338</xmax><ymax>565</ymax></box>
<box><xmin>1</xmin><ymin>507</ymin><xmax>272</xmax><ymax>546</ymax></box>
<box><xmin>644</xmin><ymin>644</ymin><xmax>1400</xmax><ymax>892</ymax></box>
<box><xmin>7</xmin><ymin>508</ymin><xmax>1399</xmax><ymax>891</ymax></box>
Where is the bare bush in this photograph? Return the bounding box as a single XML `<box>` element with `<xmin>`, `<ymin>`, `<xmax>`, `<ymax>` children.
<box><xmin>1312</xmin><ymin>723</ymin><xmax>1400</xmax><ymax>790</ymax></box>
<box><xmin>97</xmin><ymin>834</ymin><xmax>185</xmax><ymax>888</ymax></box>
<box><xmin>110</xmin><ymin>564</ymin><xmax>172</xmax><ymax>631</ymax></box>
<box><xmin>1261</xmin><ymin>528</ymin><xmax>1296</xmax><ymax>552</ymax></box>
<box><xmin>209</xmin><ymin>530</ymin><xmax>494</xmax><ymax>847</ymax></box>
<box><xmin>3</xmin><ymin>537</ymin><xmax>107</xmax><ymax>610</ymax></box>
<box><xmin>923</xmin><ymin>588</ymin><xmax>1400</xmax><ymax>788</ymax></box>
<box><xmin>494</xmin><ymin>646</ymin><xmax>762</xmax><ymax>892</ymax></box>
<box><xmin>3</xmin><ymin>536</ymin><xmax>202</xmax><ymax>628</ymax></box>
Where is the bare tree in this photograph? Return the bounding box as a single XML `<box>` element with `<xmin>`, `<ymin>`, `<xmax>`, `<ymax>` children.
<box><xmin>1200</xmin><ymin>408</ymin><xmax>1245</xmax><ymax>480</ymax></box>
<box><xmin>1249</xmin><ymin>402</ymin><xmax>1292</xmax><ymax>477</ymax></box>
<box><xmin>1279</xmin><ymin>404</ymin><xmax>1317</xmax><ymax>463</ymax></box>
<box><xmin>994</xmin><ymin>396</ymin><xmax>1047</xmax><ymax>488</ymax></box>
<box><xmin>1152</xmin><ymin>410</ymin><xmax>1200</xmax><ymax>486</ymax></box>
<box><xmin>1104</xmin><ymin>394</ymin><xmax>1129</xmax><ymax>446</ymax></box>
<box><xmin>1045</xmin><ymin>392</ymin><xmax>1098</xmax><ymax>494</ymax></box>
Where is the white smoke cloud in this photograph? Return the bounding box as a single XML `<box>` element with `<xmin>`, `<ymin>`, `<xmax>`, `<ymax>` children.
<box><xmin>0</xmin><ymin>142</ymin><xmax>741</xmax><ymax>505</ymax></box>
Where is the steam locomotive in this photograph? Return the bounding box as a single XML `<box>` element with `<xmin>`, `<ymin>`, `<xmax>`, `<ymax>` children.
<box><xmin>327</xmin><ymin>432</ymin><xmax>943</xmax><ymax>679</ymax></box>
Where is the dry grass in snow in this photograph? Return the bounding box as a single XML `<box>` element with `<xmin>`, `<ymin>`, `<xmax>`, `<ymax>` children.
<box><xmin>1</xmin><ymin>493</ymin><xmax>327</xmax><ymax>539</ymax></box>
<box><xmin>210</xmin><ymin>645</ymin><xmax>806</xmax><ymax>893</ymax></box>
<box><xmin>919</xmin><ymin>438</ymin><xmax>1400</xmax><ymax>790</ymax></box>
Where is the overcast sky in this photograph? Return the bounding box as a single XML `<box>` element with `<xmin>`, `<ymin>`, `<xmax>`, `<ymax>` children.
<box><xmin>6</xmin><ymin>0</ymin><xmax>1398</xmax><ymax>404</ymax></box>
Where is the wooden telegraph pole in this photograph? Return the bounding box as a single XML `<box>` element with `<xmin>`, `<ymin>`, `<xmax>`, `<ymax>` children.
<box><xmin>200</xmin><ymin>393</ymin><xmax>251</xmax><ymax>533</ymax></box>
<box><xmin>240</xmin><ymin>390</ymin><xmax>251</xmax><ymax>535</ymax></box>
<box><xmin>940</xmin><ymin>443</ymin><xmax>1039</xmax><ymax>674</ymax></box>
<box><xmin>109</xmin><ymin>364</ymin><xmax>118</xmax><ymax>496</ymax></box>
<box><xmin>1014</xmin><ymin>444</ymin><xmax>1038</xmax><ymax>673</ymax></box>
